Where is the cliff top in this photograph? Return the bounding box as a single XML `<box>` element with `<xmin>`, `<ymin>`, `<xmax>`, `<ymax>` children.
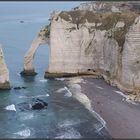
<box><xmin>75</xmin><ymin>1</ymin><xmax>140</xmax><ymax>13</ymax></box>
<box><xmin>38</xmin><ymin>1</ymin><xmax>139</xmax><ymax>44</ymax></box>
<box><xmin>59</xmin><ymin>10</ymin><xmax>138</xmax><ymax>30</ymax></box>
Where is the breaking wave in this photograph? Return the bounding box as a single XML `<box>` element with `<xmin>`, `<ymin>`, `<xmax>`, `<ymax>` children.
<box><xmin>55</xmin><ymin>128</ymin><xmax>82</xmax><ymax>139</ymax></box>
<box><xmin>14</xmin><ymin>128</ymin><xmax>31</xmax><ymax>138</ymax></box>
<box><xmin>56</xmin><ymin>87</ymin><xmax>66</xmax><ymax>93</ymax></box>
<box><xmin>55</xmin><ymin>121</ymin><xmax>82</xmax><ymax>139</ymax></box>
<box><xmin>19</xmin><ymin>94</ymin><xmax>49</xmax><ymax>99</ymax></box>
<box><xmin>39</xmin><ymin>79</ymin><xmax>48</xmax><ymax>83</ymax></box>
<box><xmin>68</xmin><ymin>77</ymin><xmax>85</xmax><ymax>84</ymax></box>
<box><xmin>114</xmin><ymin>90</ymin><xmax>138</xmax><ymax>105</ymax></box>
<box><xmin>20</xmin><ymin>113</ymin><xmax>34</xmax><ymax>120</ymax></box>
<box><xmin>67</xmin><ymin>78</ymin><xmax>106</xmax><ymax>131</ymax></box>
<box><xmin>58</xmin><ymin>119</ymin><xmax>82</xmax><ymax>128</ymax></box>
<box><xmin>114</xmin><ymin>90</ymin><xmax>127</xmax><ymax>98</ymax></box>
<box><xmin>5</xmin><ymin>104</ymin><xmax>16</xmax><ymax>111</ymax></box>
<box><xmin>96</xmin><ymin>85</ymin><xmax>103</xmax><ymax>89</ymax></box>
<box><xmin>55</xmin><ymin>78</ymin><xmax>65</xmax><ymax>81</ymax></box>
<box><xmin>56</xmin><ymin>86</ymin><xmax>72</xmax><ymax>97</ymax></box>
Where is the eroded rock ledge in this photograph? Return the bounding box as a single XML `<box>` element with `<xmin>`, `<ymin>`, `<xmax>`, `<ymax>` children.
<box><xmin>0</xmin><ymin>45</ymin><xmax>10</xmax><ymax>89</ymax></box>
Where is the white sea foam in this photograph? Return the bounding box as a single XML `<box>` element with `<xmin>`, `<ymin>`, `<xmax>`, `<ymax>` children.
<box><xmin>5</xmin><ymin>104</ymin><xmax>16</xmax><ymax>111</ymax></box>
<box><xmin>55</xmin><ymin>127</ymin><xmax>82</xmax><ymax>139</ymax></box>
<box><xmin>68</xmin><ymin>77</ymin><xmax>85</xmax><ymax>84</ymax></box>
<box><xmin>96</xmin><ymin>85</ymin><xmax>103</xmax><ymax>89</ymax></box>
<box><xmin>56</xmin><ymin>87</ymin><xmax>72</xmax><ymax>97</ymax></box>
<box><xmin>19</xmin><ymin>94</ymin><xmax>49</xmax><ymax>99</ymax></box>
<box><xmin>73</xmin><ymin>90</ymin><xmax>106</xmax><ymax>131</ymax></box>
<box><xmin>57</xmin><ymin>87</ymin><xmax>66</xmax><ymax>93</ymax></box>
<box><xmin>114</xmin><ymin>90</ymin><xmax>138</xmax><ymax>105</ymax></box>
<box><xmin>114</xmin><ymin>90</ymin><xmax>127</xmax><ymax>98</ymax></box>
<box><xmin>68</xmin><ymin>84</ymin><xmax>81</xmax><ymax>93</ymax></box>
<box><xmin>21</xmin><ymin>113</ymin><xmax>34</xmax><ymax>120</ymax></box>
<box><xmin>64</xmin><ymin>87</ymin><xmax>72</xmax><ymax>97</ymax></box>
<box><xmin>67</xmin><ymin>79</ymin><xmax>106</xmax><ymax>131</ymax></box>
<box><xmin>55</xmin><ymin>78</ymin><xmax>65</xmax><ymax>81</ymax></box>
<box><xmin>39</xmin><ymin>79</ymin><xmax>48</xmax><ymax>83</ymax></box>
<box><xmin>14</xmin><ymin>128</ymin><xmax>31</xmax><ymax>138</ymax></box>
<box><xmin>68</xmin><ymin>82</ymin><xmax>92</xmax><ymax>109</ymax></box>
<box><xmin>125</xmin><ymin>98</ymin><xmax>138</xmax><ymax>105</ymax></box>
<box><xmin>58</xmin><ymin>120</ymin><xmax>82</xmax><ymax>128</ymax></box>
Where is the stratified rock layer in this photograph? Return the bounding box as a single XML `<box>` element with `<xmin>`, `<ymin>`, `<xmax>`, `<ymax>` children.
<box><xmin>0</xmin><ymin>45</ymin><xmax>10</xmax><ymax>89</ymax></box>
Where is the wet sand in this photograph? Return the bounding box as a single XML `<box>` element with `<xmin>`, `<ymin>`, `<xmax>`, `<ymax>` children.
<box><xmin>80</xmin><ymin>78</ymin><xmax>140</xmax><ymax>138</ymax></box>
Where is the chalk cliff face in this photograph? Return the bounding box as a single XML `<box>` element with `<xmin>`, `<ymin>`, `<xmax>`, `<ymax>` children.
<box><xmin>23</xmin><ymin>2</ymin><xmax>140</xmax><ymax>95</ymax></box>
<box><xmin>0</xmin><ymin>45</ymin><xmax>10</xmax><ymax>89</ymax></box>
<box><xmin>120</xmin><ymin>16</ymin><xmax>140</xmax><ymax>93</ymax></box>
<box><xmin>45</xmin><ymin>2</ymin><xmax>140</xmax><ymax>94</ymax></box>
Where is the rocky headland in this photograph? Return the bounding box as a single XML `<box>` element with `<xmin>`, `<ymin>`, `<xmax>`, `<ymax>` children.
<box><xmin>22</xmin><ymin>1</ymin><xmax>140</xmax><ymax>101</ymax></box>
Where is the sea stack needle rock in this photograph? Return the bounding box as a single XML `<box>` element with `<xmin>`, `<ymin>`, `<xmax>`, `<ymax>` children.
<box><xmin>20</xmin><ymin>25</ymin><xmax>50</xmax><ymax>76</ymax></box>
<box><xmin>0</xmin><ymin>45</ymin><xmax>10</xmax><ymax>90</ymax></box>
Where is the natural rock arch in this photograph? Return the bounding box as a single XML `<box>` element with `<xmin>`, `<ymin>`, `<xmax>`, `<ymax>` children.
<box><xmin>20</xmin><ymin>37</ymin><xmax>49</xmax><ymax>76</ymax></box>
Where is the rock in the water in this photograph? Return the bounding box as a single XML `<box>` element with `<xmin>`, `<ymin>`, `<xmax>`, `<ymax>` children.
<box><xmin>14</xmin><ymin>87</ymin><xmax>21</xmax><ymax>90</ymax></box>
<box><xmin>0</xmin><ymin>45</ymin><xmax>10</xmax><ymax>90</ymax></box>
<box><xmin>20</xmin><ymin>69</ymin><xmax>37</xmax><ymax>76</ymax></box>
<box><xmin>13</xmin><ymin>86</ymin><xmax>27</xmax><ymax>90</ymax></box>
<box><xmin>17</xmin><ymin>98</ymin><xmax>48</xmax><ymax>111</ymax></box>
<box><xmin>17</xmin><ymin>102</ymin><xmax>31</xmax><ymax>111</ymax></box>
<box><xmin>31</xmin><ymin>98</ymin><xmax>48</xmax><ymax>110</ymax></box>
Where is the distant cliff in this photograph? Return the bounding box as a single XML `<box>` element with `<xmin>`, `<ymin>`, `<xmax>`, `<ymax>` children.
<box><xmin>22</xmin><ymin>1</ymin><xmax>140</xmax><ymax>96</ymax></box>
<box><xmin>0</xmin><ymin>45</ymin><xmax>10</xmax><ymax>89</ymax></box>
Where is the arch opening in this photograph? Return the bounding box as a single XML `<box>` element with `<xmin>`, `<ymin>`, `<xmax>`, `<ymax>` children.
<box><xmin>34</xmin><ymin>43</ymin><xmax>49</xmax><ymax>76</ymax></box>
<box><xmin>20</xmin><ymin>37</ymin><xmax>49</xmax><ymax>76</ymax></box>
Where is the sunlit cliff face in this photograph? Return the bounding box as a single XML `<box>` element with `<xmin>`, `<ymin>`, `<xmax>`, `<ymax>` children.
<box><xmin>0</xmin><ymin>45</ymin><xmax>10</xmax><ymax>89</ymax></box>
<box><xmin>22</xmin><ymin>2</ymin><xmax>140</xmax><ymax>98</ymax></box>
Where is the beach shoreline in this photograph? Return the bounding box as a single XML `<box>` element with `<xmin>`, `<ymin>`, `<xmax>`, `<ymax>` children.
<box><xmin>79</xmin><ymin>77</ymin><xmax>140</xmax><ymax>138</ymax></box>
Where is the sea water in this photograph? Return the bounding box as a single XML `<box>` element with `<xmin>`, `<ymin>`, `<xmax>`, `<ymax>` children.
<box><xmin>0</xmin><ymin>2</ymin><xmax>110</xmax><ymax>138</ymax></box>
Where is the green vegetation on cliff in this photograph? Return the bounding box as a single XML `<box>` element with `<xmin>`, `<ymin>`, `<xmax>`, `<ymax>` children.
<box><xmin>38</xmin><ymin>24</ymin><xmax>50</xmax><ymax>38</ymax></box>
<box><xmin>59</xmin><ymin>10</ymin><xmax>138</xmax><ymax>47</ymax></box>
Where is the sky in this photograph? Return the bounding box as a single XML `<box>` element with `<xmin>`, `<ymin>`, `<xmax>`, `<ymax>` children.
<box><xmin>0</xmin><ymin>2</ymin><xmax>85</xmax><ymax>17</ymax></box>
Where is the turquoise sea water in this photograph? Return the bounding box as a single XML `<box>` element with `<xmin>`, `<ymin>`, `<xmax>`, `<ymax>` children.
<box><xmin>0</xmin><ymin>2</ymin><xmax>110</xmax><ymax>138</ymax></box>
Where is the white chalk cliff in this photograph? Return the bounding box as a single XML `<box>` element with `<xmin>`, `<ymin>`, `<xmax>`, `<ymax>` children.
<box><xmin>0</xmin><ymin>45</ymin><xmax>10</xmax><ymax>89</ymax></box>
<box><xmin>23</xmin><ymin>2</ymin><xmax>140</xmax><ymax>97</ymax></box>
<box><xmin>21</xmin><ymin>26</ymin><xmax>49</xmax><ymax>75</ymax></box>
